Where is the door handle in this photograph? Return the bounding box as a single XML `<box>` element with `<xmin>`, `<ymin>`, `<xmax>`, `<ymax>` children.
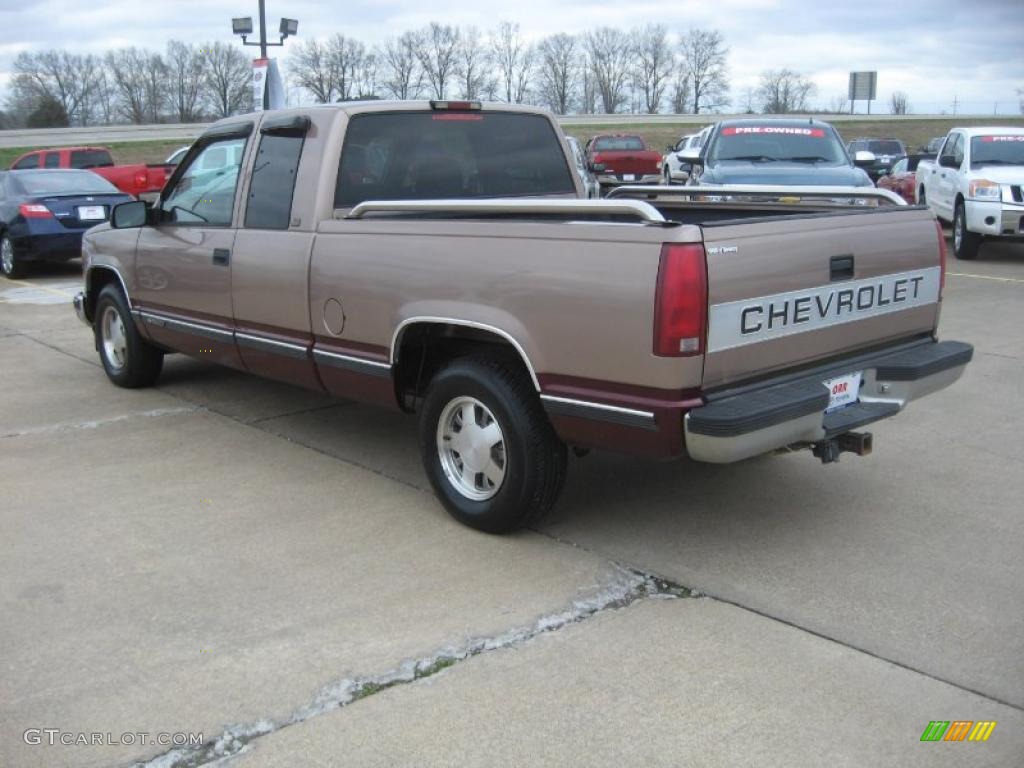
<box><xmin>212</xmin><ymin>248</ymin><xmax>230</xmax><ymax>266</ymax></box>
<box><xmin>830</xmin><ymin>254</ymin><xmax>855</xmax><ymax>282</ymax></box>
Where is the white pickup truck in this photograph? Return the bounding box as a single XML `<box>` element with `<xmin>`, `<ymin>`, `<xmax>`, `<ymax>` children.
<box><xmin>915</xmin><ymin>127</ymin><xmax>1024</xmax><ymax>259</ymax></box>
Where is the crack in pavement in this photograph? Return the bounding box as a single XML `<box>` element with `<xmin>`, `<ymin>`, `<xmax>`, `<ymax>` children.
<box><xmin>1</xmin><ymin>407</ymin><xmax>202</xmax><ymax>439</ymax></box>
<box><xmin>129</xmin><ymin>566</ymin><xmax>693</xmax><ymax>768</ymax></box>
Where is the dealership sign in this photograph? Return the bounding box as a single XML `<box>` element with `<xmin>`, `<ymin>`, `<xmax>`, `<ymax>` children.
<box><xmin>252</xmin><ymin>58</ymin><xmax>286</xmax><ymax>111</ymax></box>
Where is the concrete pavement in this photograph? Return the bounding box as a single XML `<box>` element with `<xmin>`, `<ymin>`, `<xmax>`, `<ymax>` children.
<box><xmin>1</xmin><ymin>240</ymin><xmax>1022</xmax><ymax>766</ymax></box>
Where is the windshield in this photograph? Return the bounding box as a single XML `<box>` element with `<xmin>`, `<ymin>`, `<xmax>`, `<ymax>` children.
<box><xmin>335</xmin><ymin>111</ymin><xmax>576</xmax><ymax>206</ymax></box>
<box><xmin>12</xmin><ymin>170</ymin><xmax>120</xmax><ymax>196</ymax></box>
<box><xmin>592</xmin><ymin>136</ymin><xmax>646</xmax><ymax>151</ymax></box>
<box><xmin>708</xmin><ymin>125</ymin><xmax>847</xmax><ymax>165</ymax></box>
<box><xmin>971</xmin><ymin>135</ymin><xmax>1024</xmax><ymax>166</ymax></box>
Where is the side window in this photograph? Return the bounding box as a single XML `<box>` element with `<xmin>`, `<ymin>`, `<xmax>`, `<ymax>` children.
<box><xmin>244</xmin><ymin>131</ymin><xmax>304</xmax><ymax>230</ymax></box>
<box><xmin>13</xmin><ymin>154</ymin><xmax>40</xmax><ymax>170</ymax></box>
<box><xmin>942</xmin><ymin>134</ymin><xmax>963</xmax><ymax>167</ymax></box>
<box><xmin>160</xmin><ymin>136</ymin><xmax>248</xmax><ymax>227</ymax></box>
<box><xmin>44</xmin><ymin>153</ymin><xmax>61</xmax><ymax>168</ymax></box>
<box><xmin>69</xmin><ymin>149</ymin><xmax>113</xmax><ymax>168</ymax></box>
<box><xmin>951</xmin><ymin>134</ymin><xmax>965</xmax><ymax>166</ymax></box>
<box><xmin>892</xmin><ymin>158</ymin><xmax>907</xmax><ymax>173</ymax></box>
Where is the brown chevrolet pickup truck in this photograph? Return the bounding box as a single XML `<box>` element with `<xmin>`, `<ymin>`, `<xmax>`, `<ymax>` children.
<box><xmin>73</xmin><ymin>100</ymin><xmax>972</xmax><ymax>533</ymax></box>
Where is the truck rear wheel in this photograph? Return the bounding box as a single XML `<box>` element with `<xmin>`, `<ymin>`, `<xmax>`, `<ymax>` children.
<box><xmin>419</xmin><ymin>357</ymin><xmax>567</xmax><ymax>533</ymax></box>
<box><xmin>94</xmin><ymin>284</ymin><xmax>164</xmax><ymax>388</ymax></box>
<box><xmin>953</xmin><ymin>201</ymin><xmax>981</xmax><ymax>260</ymax></box>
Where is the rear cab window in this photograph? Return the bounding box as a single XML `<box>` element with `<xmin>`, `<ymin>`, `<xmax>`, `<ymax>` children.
<box><xmin>12</xmin><ymin>154</ymin><xmax>41</xmax><ymax>170</ymax></box>
<box><xmin>334</xmin><ymin>110</ymin><xmax>576</xmax><ymax>208</ymax></box>
<box><xmin>593</xmin><ymin>136</ymin><xmax>646</xmax><ymax>152</ymax></box>
<box><xmin>44</xmin><ymin>152</ymin><xmax>61</xmax><ymax>168</ymax></box>
<box><xmin>70</xmin><ymin>149</ymin><xmax>114</xmax><ymax>169</ymax></box>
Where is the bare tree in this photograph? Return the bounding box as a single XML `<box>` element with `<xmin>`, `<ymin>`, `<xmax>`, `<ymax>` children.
<box><xmin>415</xmin><ymin>23</ymin><xmax>460</xmax><ymax>100</ymax></box>
<box><xmin>11</xmin><ymin>50</ymin><xmax>103</xmax><ymax>126</ymax></box>
<box><xmin>327</xmin><ymin>35</ymin><xmax>369</xmax><ymax>101</ymax></box>
<box><xmin>633</xmin><ymin>25</ymin><xmax>671</xmax><ymax>114</ymax></box>
<box><xmin>288</xmin><ymin>38</ymin><xmax>337</xmax><ymax>102</ymax></box>
<box><xmin>584</xmin><ymin>27</ymin><xmax>632</xmax><ymax>113</ymax></box>
<box><xmin>142</xmin><ymin>52</ymin><xmax>168</xmax><ymax>122</ymax></box>
<box><xmin>106</xmin><ymin>48</ymin><xmax>150</xmax><ymax>124</ymax></box>
<box><xmin>579</xmin><ymin>68</ymin><xmax>598</xmax><ymax>114</ymax></box>
<box><xmin>203</xmin><ymin>41</ymin><xmax>250</xmax><ymax>118</ymax></box>
<box><xmin>756</xmin><ymin>68</ymin><xmax>816</xmax><ymax>113</ymax></box>
<box><xmin>536</xmin><ymin>34</ymin><xmax>577</xmax><ymax>114</ymax></box>
<box><xmin>668</xmin><ymin>65</ymin><xmax>692</xmax><ymax>114</ymax></box>
<box><xmin>381</xmin><ymin>32</ymin><xmax>422</xmax><ymax>100</ymax></box>
<box><xmin>678</xmin><ymin>28</ymin><xmax>729</xmax><ymax>114</ymax></box>
<box><xmin>890</xmin><ymin>91</ymin><xmax>910</xmax><ymax>115</ymax></box>
<box><xmin>826</xmin><ymin>94</ymin><xmax>848</xmax><ymax>114</ymax></box>
<box><xmin>92</xmin><ymin>70</ymin><xmax>116</xmax><ymax>124</ymax></box>
<box><xmin>353</xmin><ymin>49</ymin><xmax>380</xmax><ymax>98</ymax></box>
<box><xmin>491</xmin><ymin>22</ymin><xmax>533</xmax><ymax>103</ymax></box>
<box><xmin>167</xmin><ymin>41</ymin><xmax>205</xmax><ymax>121</ymax></box>
<box><xmin>455</xmin><ymin>26</ymin><xmax>493</xmax><ymax>100</ymax></box>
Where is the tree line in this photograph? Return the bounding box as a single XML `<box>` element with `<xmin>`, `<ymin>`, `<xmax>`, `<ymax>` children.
<box><xmin>2</xmin><ymin>22</ymin><xmax>836</xmax><ymax>129</ymax></box>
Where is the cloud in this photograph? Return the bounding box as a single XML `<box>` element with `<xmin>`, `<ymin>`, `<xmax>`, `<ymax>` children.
<box><xmin>0</xmin><ymin>0</ymin><xmax>1021</xmax><ymax>113</ymax></box>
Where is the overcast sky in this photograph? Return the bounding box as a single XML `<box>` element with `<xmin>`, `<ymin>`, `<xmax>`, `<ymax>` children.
<box><xmin>1</xmin><ymin>0</ymin><xmax>1022</xmax><ymax>113</ymax></box>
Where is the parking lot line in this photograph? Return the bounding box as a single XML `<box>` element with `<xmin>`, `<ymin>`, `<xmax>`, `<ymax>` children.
<box><xmin>947</xmin><ymin>272</ymin><xmax>1024</xmax><ymax>284</ymax></box>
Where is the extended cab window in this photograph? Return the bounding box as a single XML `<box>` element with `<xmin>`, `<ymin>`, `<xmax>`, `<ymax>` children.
<box><xmin>70</xmin><ymin>149</ymin><xmax>114</xmax><ymax>168</ymax></box>
<box><xmin>44</xmin><ymin>153</ymin><xmax>61</xmax><ymax>168</ymax></box>
<box><xmin>12</xmin><ymin>154</ymin><xmax>40</xmax><ymax>170</ymax></box>
<box><xmin>244</xmin><ymin>130</ymin><xmax>304</xmax><ymax>230</ymax></box>
<box><xmin>334</xmin><ymin>111</ymin><xmax>575</xmax><ymax>207</ymax></box>
<box><xmin>161</xmin><ymin>136</ymin><xmax>248</xmax><ymax>227</ymax></box>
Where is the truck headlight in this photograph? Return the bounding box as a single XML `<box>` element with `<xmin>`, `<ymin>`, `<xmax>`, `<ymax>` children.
<box><xmin>968</xmin><ymin>179</ymin><xmax>1001</xmax><ymax>201</ymax></box>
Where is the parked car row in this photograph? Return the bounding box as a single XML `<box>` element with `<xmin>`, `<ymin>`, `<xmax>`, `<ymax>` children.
<box><xmin>9</xmin><ymin>146</ymin><xmax>173</xmax><ymax>200</ymax></box>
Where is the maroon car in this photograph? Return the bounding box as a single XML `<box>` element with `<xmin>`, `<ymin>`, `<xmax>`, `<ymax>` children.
<box><xmin>585</xmin><ymin>134</ymin><xmax>662</xmax><ymax>188</ymax></box>
<box><xmin>877</xmin><ymin>154</ymin><xmax>930</xmax><ymax>204</ymax></box>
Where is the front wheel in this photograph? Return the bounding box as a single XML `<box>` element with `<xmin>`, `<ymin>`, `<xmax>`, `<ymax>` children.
<box><xmin>953</xmin><ymin>201</ymin><xmax>981</xmax><ymax>260</ymax></box>
<box><xmin>663</xmin><ymin>166</ymin><xmax>673</xmax><ymax>185</ymax></box>
<box><xmin>94</xmin><ymin>284</ymin><xmax>164</xmax><ymax>387</ymax></box>
<box><xmin>419</xmin><ymin>357</ymin><xmax>567</xmax><ymax>533</ymax></box>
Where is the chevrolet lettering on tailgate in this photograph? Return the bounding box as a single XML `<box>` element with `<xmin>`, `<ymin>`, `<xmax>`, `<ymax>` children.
<box><xmin>708</xmin><ymin>267</ymin><xmax>941</xmax><ymax>352</ymax></box>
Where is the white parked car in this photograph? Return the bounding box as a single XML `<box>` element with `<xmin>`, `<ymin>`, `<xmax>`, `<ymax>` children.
<box><xmin>661</xmin><ymin>127</ymin><xmax>712</xmax><ymax>185</ymax></box>
<box><xmin>566</xmin><ymin>136</ymin><xmax>601</xmax><ymax>199</ymax></box>
<box><xmin>916</xmin><ymin>127</ymin><xmax>1024</xmax><ymax>259</ymax></box>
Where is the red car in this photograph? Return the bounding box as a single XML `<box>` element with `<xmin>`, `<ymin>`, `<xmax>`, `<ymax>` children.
<box><xmin>9</xmin><ymin>146</ymin><xmax>174</xmax><ymax>201</ymax></box>
<box><xmin>584</xmin><ymin>134</ymin><xmax>662</xmax><ymax>188</ymax></box>
<box><xmin>876</xmin><ymin>154</ymin><xmax>930</xmax><ymax>204</ymax></box>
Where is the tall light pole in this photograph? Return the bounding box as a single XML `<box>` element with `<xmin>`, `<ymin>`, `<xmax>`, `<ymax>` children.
<box><xmin>232</xmin><ymin>1</ymin><xmax>298</xmax><ymax>109</ymax></box>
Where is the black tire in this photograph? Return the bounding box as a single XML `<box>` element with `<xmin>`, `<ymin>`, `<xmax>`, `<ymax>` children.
<box><xmin>1</xmin><ymin>235</ymin><xmax>26</xmax><ymax>279</ymax></box>
<box><xmin>663</xmin><ymin>166</ymin><xmax>673</xmax><ymax>185</ymax></box>
<box><xmin>94</xmin><ymin>284</ymin><xmax>164</xmax><ymax>388</ymax></box>
<box><xmin>917</xmin><ymin>186</ymin><xmax>926</xmax><ymax>206</ymax></box>
<box><xmin>953</xmin><ymin>200</ymin><xmax>981</xmax><ymax>260</ymax></box>
<box><xmin>419</xmin><ymin>356</ymin><xmax>567</xmax><ymax>534</ymax></box>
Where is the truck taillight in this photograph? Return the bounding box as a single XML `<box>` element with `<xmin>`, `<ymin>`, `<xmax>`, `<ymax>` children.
<box><xmin>653</xmin><ymin>243</ymin><xmax>707</xmax><ymax>357</ymax></box>
<box><xmin>19</xmin><ymin>203</ymin><xmax>52</xmax><ymax>219</ymax></box>
<box><xmin>134</xmin><ymin>170</ymin><xmax>148</xmax><ymax>188</ymax></box>
<box><xmin>934</xmin><ymin>219</ymin><xmax>947</xmax><ymax>297</ymax></box>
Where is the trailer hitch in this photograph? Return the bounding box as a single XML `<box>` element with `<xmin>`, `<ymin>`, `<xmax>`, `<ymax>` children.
<box><xmin>812</xmin><ymin>431</ymin><xmax>873</xmax><ymax>464</ymax></box>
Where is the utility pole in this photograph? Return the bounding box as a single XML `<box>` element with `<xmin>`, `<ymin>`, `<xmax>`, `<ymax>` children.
<box><xmin>951</xmin><ymin>94</ymin><xmax>959</xmax><ymax>115</ymax></box>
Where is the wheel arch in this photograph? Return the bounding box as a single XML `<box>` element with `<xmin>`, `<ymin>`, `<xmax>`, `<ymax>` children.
<box><xmin>391</xmin><ymin>317</ymin><xmax>541</xmax><ymax>411</ymax></box>
<box><xmin>84</xmin><ymin>265</ymin><xmax>131</xmax><ymax>322</ymax></box>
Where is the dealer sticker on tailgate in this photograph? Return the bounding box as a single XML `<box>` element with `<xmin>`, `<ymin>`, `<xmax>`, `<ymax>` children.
<box><xmin>823</xmin><ymin>371</ymin><xmax>861</xmax><ymax>412</ymax></box>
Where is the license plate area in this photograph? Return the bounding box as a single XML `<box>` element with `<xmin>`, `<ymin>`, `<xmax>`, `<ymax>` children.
<box><xmin>622</xmin><ymin>174</ymin><xmax>636</xmax><ymax>181</ymax></box>
<box><xmin>823</xmin><ymin>370</ymin><xmax>862</xmax><ymax>412</ymax></box>
<box><xmin>78</xmin><ymin>205</ymin><xmax>106</xmax><ymax>221</ymax></box>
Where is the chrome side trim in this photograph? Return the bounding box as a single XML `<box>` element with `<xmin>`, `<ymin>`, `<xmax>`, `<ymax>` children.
<box><xmin>86</xmin><ymin>264</ymin><xmax>132</xmax><ymax>309</ymax></box>
<box><xmin>235</xmin><ymin>331</ymin><xmax>309</xmax><ymax>360</ymax></box>
<box><xmin>540</xmin><ymin>394</ymin><xmax>657</xmax><ymax>430</ymax></box>
<box><xmin>344</xmin><ymin>198</ymin><xmax>668</xmax><ymax>223</ymax></box>
<box><xmin>390</xmin><ymin>316</ymin><xmax>541</xmax><ymax>391</ymax></box>
<box><xmin>313</xmin><ymin>348</ymin><xmax>392</xmax><ymax>377</ymax></box>
<box><xmin>138</xmin><ymin>311</ymin><xmax>234</xmax><ymax>342</ymax></box>
<box><xmin>607</xmin><ymin>184</ymin><xmax>907</xmax><ymax>206</ymax></box>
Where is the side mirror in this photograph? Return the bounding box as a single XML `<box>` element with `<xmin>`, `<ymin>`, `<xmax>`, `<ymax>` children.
<box><xmin>111</xmin><ymin>200</ymin><xmax>148</xmax><ymax>229</ymax></box>
<box><xmin>853</xmin><ymin>150</ymin><xmax>876</xmax><ymax>167</ymax></box>
<box><xmin>679</xmin><ymin>148</ymin><xmax>701</xmax><ymax>163</ymax></box>
<box><xmin>589</xmin><ymin>162</ymin><xmax>606</xmax><ymax>173</ymax></box>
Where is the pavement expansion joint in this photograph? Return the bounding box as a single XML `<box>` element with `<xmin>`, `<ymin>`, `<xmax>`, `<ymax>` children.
<box><xmin>129</xmin><ymin>565</ymin><xmax>694</xmax><ymax>768</ymax></box>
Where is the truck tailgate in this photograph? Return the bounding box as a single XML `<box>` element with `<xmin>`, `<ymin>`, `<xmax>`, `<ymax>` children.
<box><xmin>701</xmin><ymin>207</ymin><xmax>943</xmax><ymax>389</ymax></box>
